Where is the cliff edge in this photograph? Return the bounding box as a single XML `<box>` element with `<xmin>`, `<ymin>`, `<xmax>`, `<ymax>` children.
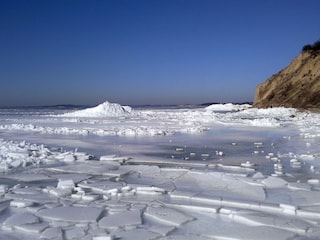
<box><xmin>253</xmin><ymin>42</ymin><xmax>320</xmax><ymax>109</ymax></box>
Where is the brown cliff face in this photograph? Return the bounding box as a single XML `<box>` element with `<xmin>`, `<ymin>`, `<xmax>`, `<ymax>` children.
<box><xmin>253</xmin><ymin>51</ymin><xmax>320</xmax><ymax>110</ymax></box>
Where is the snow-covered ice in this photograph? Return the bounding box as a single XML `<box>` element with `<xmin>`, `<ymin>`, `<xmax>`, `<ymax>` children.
<box><xmin>0</xmin><ymin>102</ymin><xmax>320</xmax><ymax>239</ymax></box>
<box><xmin>60</xmin><ymin>101</ymin><xmax>133</xmax><ymax>118</ymax></box>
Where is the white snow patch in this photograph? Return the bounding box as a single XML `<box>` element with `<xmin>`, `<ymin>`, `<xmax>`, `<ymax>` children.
<box><xmin>206</xmin><ymin>103</ymin><xmax>251</xmax><ymax>112</ymax></box>
<box><xmin>61</xmin><ymin>101</ymin><xmax>133</xmax><ymax>117</ymax></box>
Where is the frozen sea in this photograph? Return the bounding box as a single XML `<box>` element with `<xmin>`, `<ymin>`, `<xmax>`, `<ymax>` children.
<box><xmin>0</xmin><ymin>102</ymin><xmax>320</xmax><ymax>239</ymax></box>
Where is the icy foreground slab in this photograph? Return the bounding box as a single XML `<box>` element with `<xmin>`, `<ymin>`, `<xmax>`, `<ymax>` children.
<box><xmin>144</xmin><ymin>206</ymin><xmax>195</xmax><ymax>226</ymax></box>
<box><xmin>99</xmin><ymin>210</ymin><xmax>142</xmax><ymax>229</ymax></box>
<box><xmin>38</xmin><ymin>206</ymin><xmax>103</xmax><ymax>223</ymax></box>
<box><xmin>3</xmin><ymin>213</ymin><xmax>39</xmax><ymax>229</ymax></box>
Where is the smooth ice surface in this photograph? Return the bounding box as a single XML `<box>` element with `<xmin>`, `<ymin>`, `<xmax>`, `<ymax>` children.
<box><xmin>1</xmin><ymin>103</ymin><xmax>320</xmax><ymax>239</ymax></box>
<box><xmin>38</xmin><ymin>206</ymin><xmax>103</xmax><ymax>223</ymax></box>
<box><xmin>144</xmin><ymin>206</ymin><xmax>194</xmax><ymax>226</ymax></box>
<box><xmin>3</xmin><ymin>213</ymin><xmax>39</xmax><ymax>228</ymax></box>
<box><xmin>98</xmin><ymin>209</ymin><xmax>142</xmax><ymax>229</ymax></box>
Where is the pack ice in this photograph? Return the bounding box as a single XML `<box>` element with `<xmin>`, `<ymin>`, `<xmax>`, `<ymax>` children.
<box><xmin>0</xmin><ymin>102</ymin><xmax>320</xmax><ymax>239</ymax></box>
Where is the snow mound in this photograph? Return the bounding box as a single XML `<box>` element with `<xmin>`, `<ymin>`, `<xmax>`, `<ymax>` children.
<box><xmin>206</xmin><ymin>103</ymin><xmax>251</xmax><ymax>112</ymax></box>
<box><xmin>61</xmin><ymin>101</ymin><xmax>133</xmax><ymax>118</ymax></box>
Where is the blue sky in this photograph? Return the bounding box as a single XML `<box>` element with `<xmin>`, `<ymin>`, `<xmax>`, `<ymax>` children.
<box><xmin>1</xmin><ymin>0</ymin><xmax>320</xmax><ymax>106</ymax></box>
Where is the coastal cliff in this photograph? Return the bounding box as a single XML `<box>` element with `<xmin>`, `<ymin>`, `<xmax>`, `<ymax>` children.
<box><xmin>253</xmin><ymin>41</ymin><xmax>320</xmax><ymax>109</ymax></box>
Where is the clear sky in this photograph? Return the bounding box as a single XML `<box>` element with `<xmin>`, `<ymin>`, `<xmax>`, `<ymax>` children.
<box><xmin>1</xmin><ymin>0</ymin><xmax>320</xmax><ymax>107</ymax></box>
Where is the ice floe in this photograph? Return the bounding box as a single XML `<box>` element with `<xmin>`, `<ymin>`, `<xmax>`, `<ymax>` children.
<box><xmin>38</xmin><ymin>206</ymin><xmax>103</xmax><ymax>223</ymax></box>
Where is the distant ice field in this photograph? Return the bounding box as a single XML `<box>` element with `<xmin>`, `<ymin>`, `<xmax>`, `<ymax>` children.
<box><xmin>0</xmin><ymin>102</ymin><xmax>319</xmax><ymax>178</ymax></box>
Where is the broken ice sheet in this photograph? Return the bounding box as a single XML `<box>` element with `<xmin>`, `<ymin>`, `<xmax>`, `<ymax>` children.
<box><xmin>40</xmin><ymin>227</ymin><xmax>63</xmax><ymax>239</ymax></box>
<box><xmin>231</xmin><ymin>211</ymin><xmax>310</xmax><ymax>234</ymax></box>
<box><xmin>173</xmin><ymin>210</ymin><xmax>297</xmax><ymax>240</ymax></box>
<box><xmin>115</xmin><ymin>228</ymin><xmax>161</xmax><ymax>240</ymax></box>
<box><xmin>98</xmin><ymin>209</ymin><xmax>142</xmax><ymax>229</ymax></box>
<box><xmin>0</xmin><ymin>105</ymin><xmax>320</xmax><ymax>239</ymax></box>
<box><xmin>37</xmin><ymin>206</ymin><xmax>103</xmax><ymax>223</ymax></box>
<box><xmin>122</xmin><ymin>165</ymin><xmax>174</xmax><ymax>186</ymax></box>
<box><xmin>173</xmin><ymin>171</ymin><xmax>266</xmax><ymax>202</ymax></box>
<box><xmin>46</xmin><ymin>161</ymin><xmax>120</xmax><ymax>176</ymax></box>
<box><xmin>78</xmin><ymin>181</ymin><xmax>123</xmax><ymax>195</ymax></box>
<box><xmin>2</xmin><ymin>173</ymin><xmax>55</xmax><ymax>183</ymax></box>
<box><xmin>3</xmin><ymin>213</ymin><xmax>40</xmax><ymax>230</ymax></box>
<box><xmin>144</xmin><ymin>206</ymin><xmax>194</xmax><ymax>227</ymax></box>
<box><xmin>5</xmin><ymin>192</ymin><xmax>56</xmax><ymax>205</ymax></box>
<box><xmin>14</xmin><ymin>222</ymin><xmax>49</xmax><ymax>234</ymax></box>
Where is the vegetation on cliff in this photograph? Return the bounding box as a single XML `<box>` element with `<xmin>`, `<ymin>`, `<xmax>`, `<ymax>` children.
<box><xmin>302</xmin><ymin>40</ymin><xmax>320</xmax><ymax>53</ymax></box>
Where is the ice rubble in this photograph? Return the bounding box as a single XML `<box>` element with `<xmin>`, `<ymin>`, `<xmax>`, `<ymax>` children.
<box><xmin>1</xmin><ymin>104</ymin><xmax>319</xmax><ymax>137</ymax></box>
<box><xmin>0</xmin><ymin>139</ymin><xmax>93</xmax><ymax>172</ymax></box>
<box><xmin>61</xmin><ymin>101</ymin><xmax>133</xmax><ymax>117</ymax></box>
<box><xmin>205</xmin><ymin>103</ymin><xmax>251</xmax><ymax>112</ymax></box>
<box><xmin>0</xmin><ymin>137</ymin><xmax>320</xmax><ymax>239</ymax></box>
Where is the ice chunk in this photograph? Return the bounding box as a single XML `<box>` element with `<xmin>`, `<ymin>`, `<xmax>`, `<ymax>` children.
<box><xmin>175</xmin><ymin>148</ymin><xmax>185</xmax><ymax>152</ymax></box>
<box><xmin>307</xmin><ymin>179</ymin><xmax>320</xmax><ymax>185</ymax></box>
<box><xmin>10</xmin><ymin>200</ymin><xmax>34</xmax><ymax>208</ymax></box>
<box><xmin>0</xmin><ymin>184</ymin><xmax>8</xmax><ymax>194</ymax></box>
<box><xmin>78</xmin><ymin>181</ymin><xmax>123</xmax><ymax>195</ymax></box>
<box><xmin>73</xmin><ymin>151</ymin><xmax>93</xmax><ymax>161</ymax></box>
<box><xmin>136</xmin><ymin>186</ymin><xmax>167</xmax><ymax>195</ymax></box>
<box><xmin>288</xmin><ymin>182</ymin><xmax>311</xmax><ymax>191</ymax></box>
<box><xmin>5</xmin><ymin>192</ymin><xmax>55</xmax><ymax>205</ymax></box>
<box><xmin>173</xmin><ymin>171</ymin><xmax>266</xmax><ymax>201</ymax></box>
<box><xmin>47</xmin><ymin>162</ymin><xmax>120</xmax><ymax>176</ymax></box>
<box><xmin>116</xmin><ymin>228</ymin><xmax>160</xmax><ymax>240</ymax></box>
<box><xmin>100</xmin><ymin>154</ymin><xmax>130</xmax><ymax>163</ymax></box>
<box><xmin>4</xmin><ymin>173</ymin><xmax>54</xmax><ymax>182</ymax></box>
<box><xmin>14</xmin><ymin>222</ymin><xmax>49</xmax><ymax>234</ymax></box>
<box><xmin>47</xmin><ymin>186</ymin><xmax>72</xmax><ymax>197</ymax></box>
<box><xmin>40</xmin><ymin>227</ymin><xmax>63</xmax><ymax>239</ymax></box>
<box><xmin>98</xmin><ymin>209</ymin><xmax>142</xmax><ymax>229</ymax></box>
<box><xmin>232</xmin><ymin>211</ymin><xmax>308</xmax><ymax>234</ymax></box>
<box><xmin>0</xmin><ymin>199</ymin><xmax>10</xmax><ymax>213</ymax></box>
<box><xmin>252</xmin><ymin>172</ymin><xmax>265</xmax><ymax>179</ymax></box>
<box><xmin>57</xmin><ymin>179</ymin><xmax>75</xmax><ymax>189</ymax></box>
<box><xmin>144</xmin><ymin>206</ymin><xmax>194</xmax><ymax>226</ymax></box>
<box><xmin>148</xmin><ymin>225</ymin><xmax>176</xmax><ymax>237</ymax></box>
<box><xmin>64</xmin><ymin>227</ymin><xmax>86</xmax><ymax>239</ymax></box>
<box><xmin>3</xmin><ymin>213</ymin><xmax>40</xmax><ymax>230</ymax></box>
<box><xmin>81</xmin><ymin>194</ymin><xmax>101</xmax><ymax>201</ymax></box>
<box><xmin>92</xmin><ymin>236</ymin><xmax>116</xmax><ymax>240</ymax></box>
<box><xmin>298</xmin><ymin>154</ymin><xmax>315</xmax><ymax>161</ymax></box>
<box><xmin>262</xmin><ymin>176</ymin><xmax>288</xmax><ymax>188</ymax></box>
<box><xmin>279</xmin><ymin>203</ymin><xmax>297</xmax><ymax>215</ymax></box>
<box><xmin>291</xmin><ymin>190</ymin><xmax>320</xmax><ymax>206</ymax></box>
<box><xmin>241</xmin><ymin>161</ymin><xmax>255</xmax><ymax>168</ymax></box>
<box><xmin>12</xmin><ymin>187</ymin><xmax>42</xmax><ymax>195</ymax></box>
<box><xmin>38</xmin><ymin>206</ymin><xmax>103</xmax><ymax>223</ymax></box>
